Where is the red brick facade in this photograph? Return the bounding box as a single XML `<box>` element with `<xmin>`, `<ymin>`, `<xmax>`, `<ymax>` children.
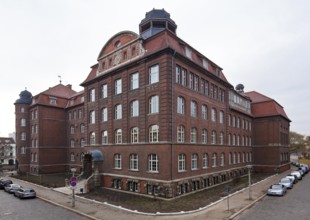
<box><xmin>14</xmin><ymin>9</ymin><xmax>290</xmax><ymax>198</ymax></box>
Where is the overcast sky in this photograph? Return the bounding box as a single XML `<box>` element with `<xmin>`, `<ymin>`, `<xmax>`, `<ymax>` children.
<box><xmin>1</xmin><ymin>0</ymin><xmax>309</xmax><ymax>137</ymax></box>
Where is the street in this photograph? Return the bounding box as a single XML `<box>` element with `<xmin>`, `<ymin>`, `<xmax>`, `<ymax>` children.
<box><xmin>0</xmin><ymin>189</ymin><xmax>88</xmax><ymax>220</ymax></box>
<box><xmin>236</xmin><ymin>170</ymin><xmax>310</xmax><ymax>220</ymax></box>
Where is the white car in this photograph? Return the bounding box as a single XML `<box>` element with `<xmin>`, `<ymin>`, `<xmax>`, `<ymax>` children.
<box><xmin>267</xmin><ymin>184</ymin><xmax>287</xmax><ymax>196</ymax></box>
<box><xmin>291</xmin><ymin>171</ymin><xmax>302</xmax><ymax>180</ymax></box>
<box><xmin>279</xmin><ymin>178</ymin><xmax>293</xmax><ymax>189</ymax></box>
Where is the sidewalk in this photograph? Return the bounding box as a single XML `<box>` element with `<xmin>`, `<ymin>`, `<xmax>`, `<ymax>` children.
<box><xmin>7</xmin><ymin>168</ymin><xmax>294</xmax><ymax>220</ymax></box>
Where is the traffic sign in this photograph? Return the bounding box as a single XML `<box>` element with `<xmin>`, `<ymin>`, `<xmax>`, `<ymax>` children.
<box><xmin>71</xmin><ymin>176</ymin><xmax>77</xmax><ymax>187</ymax></box>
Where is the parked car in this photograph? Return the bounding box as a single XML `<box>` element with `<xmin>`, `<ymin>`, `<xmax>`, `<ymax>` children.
<box><xmin>14</xmin><ymin>188</ymin><xmax>36</xmax><ymax>199</ymax></box>
<box><xmin>297</xmin><ymin>168</ymin><xmax>305</xmax><ymax>176</ymax></box>
<box><xmin>279</xmin><ymin>177</ymin><xmax>293</xmax><ymax>189</ymax></box>
<box><xmin>291</xmin><ymin>171</ymin><xmax>302</xmax><ymax>180</ymax></box>
<box><xmin>0</xmin><ymin>179</ymin><xmax>13</xmax><ymax>189</ymax></box>
<box><xmin>4</xmin><ymin>184</ymin><xmax>22</xmax><ymax>194</ymax></box>
<box><xmin>300</xmin><ymin>164</ymin><xmax>309</xmax><ymax>173</ymax></box>
<box><xmin>286</xmin><ymin>175</ymin><xmax>298</xmax><ymax>184</ymax></box>
<box><xmin>267</xmin><ymin>184</ymin><xmax>287</xmax><ymax>196</ymax></box>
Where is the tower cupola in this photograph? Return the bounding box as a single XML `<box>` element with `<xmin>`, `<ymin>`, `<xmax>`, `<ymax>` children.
<box><xmin>139</xmin><ymin>8</ymin><xmax>177</xmax><ymax>39</ymax></box>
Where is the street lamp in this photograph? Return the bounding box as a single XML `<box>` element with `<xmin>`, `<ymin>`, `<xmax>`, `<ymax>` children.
<box><xmin>246</xmin><ymin>165</ymin><xmax>253</xmax><ymax>200</ymax></box>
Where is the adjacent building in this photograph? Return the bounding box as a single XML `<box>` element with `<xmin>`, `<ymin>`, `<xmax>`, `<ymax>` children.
<box><xmin>0</xmin><ymin>137</ymin><xmax>16</xmax><ymax>166</ymax></box>
<box><xmin>14</xmin><ymin>9</ymin><xmax>290</xmax><ymax>198</ymax></box>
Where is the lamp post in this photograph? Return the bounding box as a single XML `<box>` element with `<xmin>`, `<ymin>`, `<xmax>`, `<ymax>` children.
<box><xmin>246</xmin><ymin>165</ymin><xmax>253</xmax><ymax>200</ymax></box>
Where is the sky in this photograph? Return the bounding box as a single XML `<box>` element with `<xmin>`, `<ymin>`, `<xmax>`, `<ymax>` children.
<box><xmin>1</xmin><ymin>0</ymin><xmax>309</xmax><ymax>137</ymax></box>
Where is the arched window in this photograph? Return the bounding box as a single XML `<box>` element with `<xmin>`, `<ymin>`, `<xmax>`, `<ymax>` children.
<box><xmin>211</xmin><ymin>108</ymin><xmax>216</xmax><ymax>122</ymax></box>
<box><xmin>177</xmin><ymin>125</ymin><xmax>185</xmax><ymax>143</ymax></box>
<box><xmin>131</xmin><ymin>127</ymin><xmax>139</xmax><ymax>143</ymax></box>
<box><xmin>190</xmin><ymin>127</ymin><xmax>197</xmax><ymax>143</ymax></box>
<box><xmin>211</xmin><ymin>130</ymin><xmax>216</xmax><ymax>144</ymax></box>
<box><xmin>212</xmin><ymin>153</ymin><xmax>217</xmax><ymax>167</ymax></box>
<box><xmin>202</xmin><ymin>129</ymin><xmax>208</xmax><ymax>144</ymax></box>
<box><xmin>202</xmin><ymin>105</ymin><xmax>208</xmax><ymax>120</ymax></box>
<box><xmin>202</xmin><ymin>153</ymin><xmax>208</xmax><ymax>168</ymax></box>
<box><xmin>220</xmin><ymin>132</ymin><xmax>224</xmax><ymax>145</ymax></box>
<box><xmin>89</xmin><ymin>132</ymin><xmax>95</xmax><ymax>145</ymax></box>
<box><xmin>149</xmin><ymin>125</ymin><xmax>159</xmax><ymax>142</ymax></box>
<box><xmin>220</xmin><ymin>153</ymin><xmax>225</xmax><ymax>166</ymax></box>
<box><xmin>101</xmin><ymin>130</ymin><xmax>108</xmax><ymax>144</ymax></box>
<box><xmin>190</xmin><ymin>101</ymin><xmax>198</xmax><ymax>117</ymax></box>
<box><xmin>115</xmin><ymin>129</ymin><xmax>122</xmax><ymax>144</ymax></box>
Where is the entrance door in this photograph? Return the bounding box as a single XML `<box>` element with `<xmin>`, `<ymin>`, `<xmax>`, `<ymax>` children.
<box><xmin>83</xmin><ymin>154</ymin><xmax>92</xmax><ymax>178</ymax></box>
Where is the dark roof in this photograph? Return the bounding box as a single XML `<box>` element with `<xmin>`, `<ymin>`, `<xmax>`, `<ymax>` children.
<box><xmin>15</xmin><ymin>89</ymin><xmax>32</xmax><ymax>105</ymax></box>
<box><xmin>143</xmin><ymin>8</ymin><xmax>173</xmax><ymax>21</ymax></box>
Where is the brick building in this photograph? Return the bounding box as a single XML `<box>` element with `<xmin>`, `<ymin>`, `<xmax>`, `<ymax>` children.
<box><xmin>0</xmin><ymin>137</ymin><xmax>16</xmax><ymax>166</ymax></box>
<box><xmin>14</xmin><ymin>9</ymin><xmax>290</xmax><ymax>198</ymax></box>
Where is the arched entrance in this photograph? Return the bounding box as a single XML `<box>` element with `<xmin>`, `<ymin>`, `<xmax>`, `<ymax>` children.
<box><xmin>83</xmin><ymin>150</ymin><xmax>104</xmax><ymax>178</ymax></box>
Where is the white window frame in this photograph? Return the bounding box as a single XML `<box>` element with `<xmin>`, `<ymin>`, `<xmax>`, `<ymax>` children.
<box><xmin>149</xmin><ymin>95</ymin><xmax>159</xmax><ymax>114</ymax></box>
<box><xmin>131</xmin><ymin>100</ymin><xmax>139</xmax><ymax>117</ymax></box>
<box><xmin>149</xmin><ymin>64</ymin><xmax>159</xmax><ymax>84</ymax></box>
<box><xmin>131</xmin><ymin>72</ymin><xmax>139</xmax><ymax>90</ymax></box>
<box><xmin>115</xmin><ymin>79</ymin><xmax>122</xmax><ymax>95</ymax></box>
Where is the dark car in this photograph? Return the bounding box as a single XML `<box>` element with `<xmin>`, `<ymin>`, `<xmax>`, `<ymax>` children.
<box><xmin>14</xmin><ymin>188</ymin><xmax>36</xmax><ymax>199</ymax></box>
<box><xmin>0</xmin><ymin>179</ymin><xmax>13</xmax><ymax>189</ymax></box>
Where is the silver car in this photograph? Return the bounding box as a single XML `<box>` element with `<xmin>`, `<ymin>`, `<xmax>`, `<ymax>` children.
<box><xmin>14</xmin><ymin>188</ymin><xmax>36</xmax><ymax>199</ymax></box>
<box><xmin>4</xmin><ymin>184</ymin><xmax>22</xmax><ymax>194</ymax></box>
<box><xmin>279</xmin><ymin>177</ymin><xmax>293</xmax><ymax>189</ymax></box>
<box><xmin>267</xmin><ymin>184</ymin><xmax>287</xmax><ymax>196</ymax></box>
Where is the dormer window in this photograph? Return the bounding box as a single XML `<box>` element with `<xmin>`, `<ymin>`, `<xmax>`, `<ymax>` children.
<box><xmin>114</xmin><ymin>40</ymin><xmax>121</xmax><ymax>48</ymax></box>
<box><xmin>49</xmin><ymin>97</ymin><xmax>57</xmax><ymax>105</ymax></box>
<box><xmin>203</xmin><ymin>59</ymin><xmax>209</xmax><ymax>70</ymax></box>
<box><xmin>185</xmin><ymin>47</ymin><xmax>192</xmax><ymax>59</ymax></box>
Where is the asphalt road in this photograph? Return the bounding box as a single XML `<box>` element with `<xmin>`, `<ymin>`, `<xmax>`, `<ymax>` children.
<box><xmin>0</xmin><ymin>189</ymin><xmax>88</xmax><ymax>220</ymax></box>
<box><xmin>235</xmin><ymin>170</ymin><xmax>310</xmax><ymax>220</ymax></box>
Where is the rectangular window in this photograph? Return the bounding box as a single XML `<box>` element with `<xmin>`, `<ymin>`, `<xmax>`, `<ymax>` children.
<box><xmin>115</xmin><ymin>104</ymin><xmax>122</xmax><ymax>119</ymax></box>
<box><xmin>131</xmin><ymin>72</ymin><xmax>139</xmax><ymax>90</ymax></box>
<box><xmin>176</xmin><ymin>65</ymin><xmax>181</xmax><ymax>84</ymax></box>
<box><xmin>102</xmin><ymin>108</ymin><xmax>108</xmax><ymax>122</ymax></box>
<box><xmin>101</xmin><ymin>84</ymin><xmax>108</xmax><ymax>98</ymax></box>
<box><xmin>89</xmin><ymin>88</ymin><xmax>95</xmax><ymax>102</ymax></box>
<box><xmin>149</xmin><ymin>64</ymin><xmax>159</xmax><ymax>84</ymax></box>
<box><xmin>149</xmin><ymin>96</ymin><xmax>159</xmax><ymax>114</ymax></box>
<box><xmin>115</xmin><ymin>79</ymin><xmax>122</xmax><ymax>95</ymax></box>
<box><xmin>205</xmin><ymin>81</ymin><xmax>209</xmax><ymax>96</ymax></box>
<box><xmin>194</xmin><ymin>75</ymin><xmax>199</xmax><ymax>91</ymax></box>
<box><xmin>189</xmin><ymin>73</ymin><xmax>194</xmax><ymax>89</ymax></box>
<box><xmin>181</xmin><ymin>68</ymin><xmax>187</xmax><ymax>86</ymax></box>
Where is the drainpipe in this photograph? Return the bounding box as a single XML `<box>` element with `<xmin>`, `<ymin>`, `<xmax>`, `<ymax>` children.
<box><xmin>171</xmin><ymin>49</ymin><xmax>177</xmax><ymax>195</ymax></box>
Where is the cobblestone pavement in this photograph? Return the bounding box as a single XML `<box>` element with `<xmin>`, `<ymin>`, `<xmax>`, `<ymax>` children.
<box><xmin>6</xmin><ymin>168</ymin><xmax>293</xmax><ymax>220</ymax></box>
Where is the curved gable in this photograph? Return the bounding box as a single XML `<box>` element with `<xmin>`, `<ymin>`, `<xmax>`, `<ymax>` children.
<box><xmin>97</xmin><ymin>31</ymin><xmax>139</xmax><ymax>60</ymax></box>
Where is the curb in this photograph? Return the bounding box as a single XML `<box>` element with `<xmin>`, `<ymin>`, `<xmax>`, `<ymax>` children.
<box><xmin>228</xmin><ymin>193</ymin><xmax>267</xmax><ymax>219</ymax></box>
